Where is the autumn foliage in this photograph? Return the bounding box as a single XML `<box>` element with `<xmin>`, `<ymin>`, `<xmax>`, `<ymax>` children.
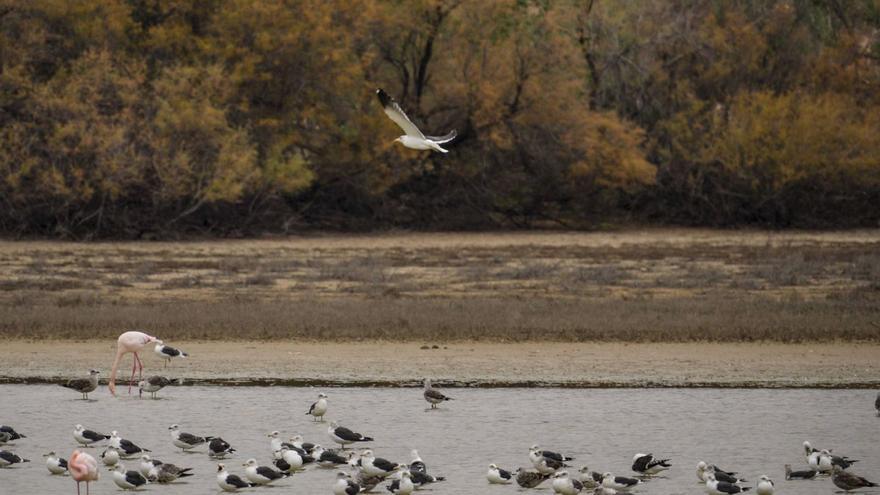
<box><xmin>0</xmin><ymin>0</ymin><xmax>878</xmax><ymax>237</ymax></box>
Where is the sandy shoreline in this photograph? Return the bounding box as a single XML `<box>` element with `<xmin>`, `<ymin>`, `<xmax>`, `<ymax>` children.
<box><xmin>1</xmin><ymin>341</ymin><xmax>879</xmax><ymax>388</ymax></box>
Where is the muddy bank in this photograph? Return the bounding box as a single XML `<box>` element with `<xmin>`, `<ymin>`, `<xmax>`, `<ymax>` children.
<box><xmin>1</xmin><ymin>341</ymin><xmax>878</xmax><ymax>388</ymax></box>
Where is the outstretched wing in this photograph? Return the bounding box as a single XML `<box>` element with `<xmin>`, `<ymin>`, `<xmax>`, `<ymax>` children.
<box><xmin>427</xmin><ymin>130</ymin><xmax>456</xmax><ymax>143</ymax></box>
<box><xmin>376</xmin><ymin>89</ymin><xmax>424</xmax><ymax>138</ymax></box>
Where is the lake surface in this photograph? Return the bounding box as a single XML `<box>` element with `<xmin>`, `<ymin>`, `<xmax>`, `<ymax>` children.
<box><xmin>0</xmin><ymin>385</ymin><xmax>877</xmax><ymax>494</ymax></box>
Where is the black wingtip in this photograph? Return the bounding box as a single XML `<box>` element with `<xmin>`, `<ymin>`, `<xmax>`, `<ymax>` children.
<box><xmin>376</xmin><ymin>88</ymin><xmax>391</xmax><ymax>107</ymax></box>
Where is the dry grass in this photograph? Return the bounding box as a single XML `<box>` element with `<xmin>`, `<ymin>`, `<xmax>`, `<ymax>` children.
<box><xmin>0</xmin><ymin>230</ymin><xmax>878</xmax><ymax>341</ymax></box>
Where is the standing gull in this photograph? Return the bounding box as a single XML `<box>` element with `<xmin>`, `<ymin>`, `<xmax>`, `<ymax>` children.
<box><xmin>307</xmin><ymin>393</ymin><xmax>328</xmax><ymax>422</ymax></box>
<box><xmin>138</xmin><ymin>376</ymin><xmax>174</xmax><ymax>399</ymax></box>
<box><xmin>488</xmin><ymin>464</ymin><xmax>514</xmax><ymax>484</ymax></box>
<box><xmin>273</xmin><ymin>448</ymin><xmax>304</xmax><ymax>473</ymax></box>
<box><xmin>217</xmin><ymin>463</ymin><xmax>254</xmax><ymax>492</ymax></box>
<box><xmin>0</xmin><ymin>450</ymin><xmax>29</xmax><ymax>467</ymax></box>
<box><xmin>154</xmin><ymin>340</ymin><xmax>188</xmax><ymax>368</ymax></box>
<box><xmin>169</xmin><ymin>424</ymin><xmax>213</xmax><ymax>451</ymax></box>
<box><xmin>631</xmin><ymin>453</ymin><xmax>670</xmax><ymax>475</ymax></box>
<box><xmin>376</xmin><ymin>89</ymin><xmax>456</xmax><ymax>153</ymax></box>
<box><xmin>423</xmin><ymin>379</ymin><xmax>453</xmax><ymax>409</ymax></box>
<box><xmin>74</xmin><ymin>425</ymin><xmax>110</xmax><ymax>447</ymax></box>
<box><xmin>44</xmin><ymin>451</ymin><xmax>69</xmax><ymax>474</ymax></box>
<box><xmin>328</xmin><ymin>421</ymin><xmax>373</xmax><ymax>449</ymax></box>
<box><xmin>61</xmin><ymin>370</ymin><xmax>100</xmax><ymax>400</ymax></box>
<box><xmin>832</xmin><ymin>465</ymin><xmax>877</xmax><ymax>491</ymax></box>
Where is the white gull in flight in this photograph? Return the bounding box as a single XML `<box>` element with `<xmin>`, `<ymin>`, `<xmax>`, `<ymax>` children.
<box><xmin>376</xmin><ymin>89</ymin><xmax>456</xmax><ymax>153</ymax></box>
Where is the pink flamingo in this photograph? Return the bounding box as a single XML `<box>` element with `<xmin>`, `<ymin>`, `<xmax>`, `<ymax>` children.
<box><xmin>108</xmin><ymin>331</ymin><xmax>159</xmax><ymax>396</ymax></box>
<box><xmin>69</xmin><ymin>450</ymin><xmax>98</xmax><ymax>495</ymax></box>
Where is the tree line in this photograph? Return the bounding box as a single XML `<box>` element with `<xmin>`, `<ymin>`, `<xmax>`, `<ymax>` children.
<box><xmin>1</xmin><ymin>0</ymin><xmax>879</xmax><ymax>238</ymax></box>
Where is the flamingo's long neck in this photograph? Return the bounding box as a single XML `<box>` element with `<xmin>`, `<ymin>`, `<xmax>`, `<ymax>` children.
<box><xmin>108</xmin><ymin>349</ymin><xmax>124</xmax><ymax>396</ymax></box>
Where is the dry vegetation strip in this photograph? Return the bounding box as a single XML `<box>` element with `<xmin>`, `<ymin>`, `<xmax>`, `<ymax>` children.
<box><xmin>1</xmin><ymin>230</ymin><xmax>878</xmax><ymax>342</ymax></box>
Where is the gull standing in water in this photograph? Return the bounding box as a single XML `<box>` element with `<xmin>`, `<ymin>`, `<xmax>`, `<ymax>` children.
<box><xmin>61</xmin><ymin>370</ymin><xmax>100</xmax><ymax>400</ymax></box>
<box><xmin>138</xmin><ymin>376</ymin><xmax>175</xmax><ymax>399</ymax></box>
<box><xmin>307</xmin><ymin>393</ymin><xmax>328</xmax><ymax>422</ymax></box>
<box><xmin>423</xmin><ymin>379</ymin><xmax>453</xmax><ymax>409</ymax></box>
<box><xmin>376</xmin><ymin>89</ymin><xmax>456</xmax><ymax>153</ymax></box>
<box><xmin>169</xmin><ymin>424</ymin><xmax>213</xmax><ymax>451</ymax></box>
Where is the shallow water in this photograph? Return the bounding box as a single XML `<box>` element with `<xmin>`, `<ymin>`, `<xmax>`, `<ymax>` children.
<box><xmin>0</xmin><ymin>385</ymin><xmax>878</xmax><ymax>494</ymax></box>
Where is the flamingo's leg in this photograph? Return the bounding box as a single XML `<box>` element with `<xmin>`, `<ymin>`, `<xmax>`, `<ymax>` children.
<box><xmin>136</xmin><ymin>352</ymin><xmax>144</xmax><ymax>380</ymax></box>
<box><xmin>76</xmin><ymin>481</ymin><xmax>80</xmax><ymax>495</ymax></box>
<box><xmin>128</xmin><ymin>354</ymin><xmax>137</xmax><ymax>394</ymax></box>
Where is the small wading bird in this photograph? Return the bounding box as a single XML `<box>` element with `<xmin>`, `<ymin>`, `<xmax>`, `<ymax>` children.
<box><xmin>69</xmin><ymin>450</ymin><xmax>98</xmax><ymax>495</ymax></box>
<box><xmin>109</xmin><ymin>331</ymin><xmax>159</xmax><ymax>396</ymax></box>
<box><xmin>61</xmin><ymin>370</ymin><xmax>100</xmax><ymax>400</ymax></box>
<box><xmin>376</xmin><ymin>89</ymin><xmax>456</xmax><ymax>153</ymax></box>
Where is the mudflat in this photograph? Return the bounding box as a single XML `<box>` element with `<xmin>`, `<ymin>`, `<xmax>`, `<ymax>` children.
<box><xmin>3</xmin><ymin>340</ymin><xmax>878</xmax><ymax>388</ymax></box>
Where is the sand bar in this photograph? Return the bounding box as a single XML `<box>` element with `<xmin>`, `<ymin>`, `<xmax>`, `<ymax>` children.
<box><xmin>1</xmin><ymin>341</ymin><xmax>878</xmax><ymax>388</ymax></box>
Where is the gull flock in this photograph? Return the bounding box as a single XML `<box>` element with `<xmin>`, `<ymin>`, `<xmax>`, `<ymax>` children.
<box><xmin>1</xmin><ymin>328</ymin><xmax>878</xmax><ymax>494</ymax></box>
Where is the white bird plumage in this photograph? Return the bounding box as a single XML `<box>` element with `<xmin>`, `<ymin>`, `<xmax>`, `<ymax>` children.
<box><xmin>376</xmin><ymin>89</ymin><xmax>456</xmax><ymax>153</ymax></box>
